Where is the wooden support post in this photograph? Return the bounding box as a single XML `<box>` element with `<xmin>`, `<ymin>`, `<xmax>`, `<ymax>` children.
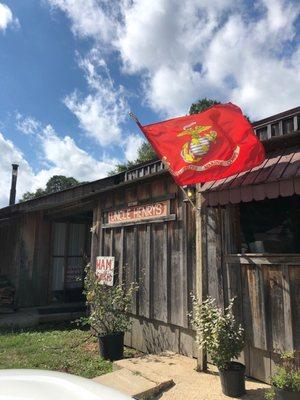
<box><xmin>195</xmin><ymin>184</ymin><xmax>207</xmax><ymax>371</ymax></box>
<box><xmin>91</xmin><ymin>202</ymin><xmax>102</xmax><ymax>269</ymax></box>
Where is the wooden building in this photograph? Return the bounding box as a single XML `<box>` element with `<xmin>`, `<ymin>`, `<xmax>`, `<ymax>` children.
<box><xmin>0</xmin><ymin>106</ymin><xmax>299</xmax><ymax>383</ymax></box>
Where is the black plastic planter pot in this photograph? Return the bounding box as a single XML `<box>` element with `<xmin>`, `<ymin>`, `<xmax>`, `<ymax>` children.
<box><xmin>275</xmin><ymin>387</ymin><xmax>300</xmax><ymax>400</ymax></box>
<box><xmin>98</xmin><ymin>332</ymin><xmax>124</xmax><ymax>361</ymax></box>
<box><xmin>219</xmin><ymin>362</ymin><xmax>246</xmax><ymax>398</ymax></box>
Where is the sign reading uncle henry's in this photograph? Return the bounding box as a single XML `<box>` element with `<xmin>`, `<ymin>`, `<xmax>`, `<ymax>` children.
<box><xmin>107</xmin><ymin>200</ymin><xmax>169</xmax><ymax>225</ymax></box>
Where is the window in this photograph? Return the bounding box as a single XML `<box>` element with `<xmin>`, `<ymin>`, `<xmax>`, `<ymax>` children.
<box><xmin>282</xmin><ymin>118</ymin><xmax>294</xmax><ymax>135</ymax></box>
<box><xmin>240</xmin><ymin>196</ymin><xmax>300</xmax><ymax>254</ymax></box>
<box><xmin>256</xmin><ymin>127</ymin><xmax>268</xmax><ymax>140</ymax></box>
<box><xmin>271</xmin><ymin>123</ymin><xmax>280</xmax><ymax>137</ymax></box>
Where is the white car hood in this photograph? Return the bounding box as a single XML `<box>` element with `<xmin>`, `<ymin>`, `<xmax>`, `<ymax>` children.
<box><xmin>0</xmin><ymin>369</ymin><xmax>132</xmax><ymax>400</ymax></box>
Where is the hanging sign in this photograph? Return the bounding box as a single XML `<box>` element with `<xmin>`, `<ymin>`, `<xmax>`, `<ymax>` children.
<box><xmin>96</xmin><ymin>256</ymin><xmax>115</xmax><ymax>286</ymax></box>
<box><xmin>107</xmin><ymin>200</ymin><xmax>169</xmax><ymax>225</ymax></box>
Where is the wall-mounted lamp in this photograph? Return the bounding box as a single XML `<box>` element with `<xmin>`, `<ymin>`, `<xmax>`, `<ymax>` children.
<box><xmin>182</xmin><ymin>186</ymin><xmax>196</xmax><ymax>202</ymax></box>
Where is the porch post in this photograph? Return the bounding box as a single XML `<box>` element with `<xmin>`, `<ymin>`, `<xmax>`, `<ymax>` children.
<box><xmin>195</xmin><ymin>184</ymin><xmax>207</xmax><ymax>371</ymax></box>
<box><xmin>91</xmin><ymin>202</ymin><xmax>102</xmax><ymax>269</ymax></box>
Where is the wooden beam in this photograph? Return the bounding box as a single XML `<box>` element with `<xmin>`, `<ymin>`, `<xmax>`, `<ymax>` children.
<box><xmin>195</xmin><ymin>184</ymin><xmax>207</xmax><ymax>371</ymax></box>
<box><xmin>90</xmin><ymin>203</ymin><xmax>102</xmax><ymax>268</ymax></box>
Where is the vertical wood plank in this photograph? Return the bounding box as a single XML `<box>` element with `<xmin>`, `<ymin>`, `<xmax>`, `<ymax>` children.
<box><xmin>91</xmin><ymin>203</ymin><xmax>102</xmax><ymax>268</ymax></box>
<box><xmin>119</xmin><ymin>227</ymin><xmax>124</xmax><ymax>284</ymax></box>
<box><xmin>195</xmin><ymin>187</ymin><xmax>208</xmax><ymax>370</ymax></box>
<box><xmin>281</xmin><ymin>265</ymin><xmax>294</xmax><ymax>351</ymax></box>
<box><xmin>180</xmin><ymin>201</ymin><xmax>188</xmax><ymax>328</ymax></box>
<box><xmin>138</xmin><ymin>225</ymin><xmax>150</xmax><ymax>318</ymax></box>
<box><xmin>152</xmin><ymin>223</ymin><xmax>168</xmax><ymax>322</ymax></box>
<box><xmin>124</xmin><ymin>227</ymin><xmax>136</xmax><ymax>313</ymax></box>
<box><xmin>289</xmin><ymin>266</ymin><xmax>300</xmax><ymax>349</ymax></box>
<box><xmin>170</xmin><ymin>218</ymin><xmax>183</xmax><ymax>326</ymax></box>
<box><xmin>109</xmin><ymin>229</ymin><xmax>114</xmax><ymax>256</ymax></box>
<box><xmin>206</xmin><ymin>207</ymin><xmax>224</xmax><ymax>308</ymax></box>
<box><xmin>134</xmin><ymin>225</ymin><xmax>139</xmax><ymax>315</ymax></box>
<box><xmin>247</xmin><ymin>264</ymin><xmax>267</xmax><ymax>350</ymax></box>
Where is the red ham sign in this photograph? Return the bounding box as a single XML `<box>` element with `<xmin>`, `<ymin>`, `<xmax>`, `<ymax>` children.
<box><xmin>96</xmin><ymin>256</ymin><xmax>115</xmax><ymax>286</ymax></box>
<box><xmin>107</xmin><ymin>200</ymin><xmax>169</xmax><ymax>225</ymax></box>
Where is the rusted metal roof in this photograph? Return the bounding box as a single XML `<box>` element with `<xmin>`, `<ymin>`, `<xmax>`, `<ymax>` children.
<box><xmin>201</xmin><ymin>145</ymin><xmax>300</xmax><ymax>206</ymax></box>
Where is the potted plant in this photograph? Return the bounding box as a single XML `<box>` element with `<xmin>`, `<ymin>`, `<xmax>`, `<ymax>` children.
<box><xmin>265</xmin><ymin>352</ymin><xmax>300</xmax><ymax>400</ymax></box>
<box><xmin>80</xmin><ymin>263</ymin><xmax>138</xmax><ymax>361</ymax></box>
<box><xmin>190</xmin><ymin>296</ymin><xmax>245</xmax><ymax>398</ymax></box>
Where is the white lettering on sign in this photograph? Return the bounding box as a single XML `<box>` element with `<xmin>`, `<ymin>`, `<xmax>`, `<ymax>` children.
<box><xmin>96</xmin><ymin>256</ymin><xmax>115</xmax><ymax>286</ymax></box>
<box><xmin>107</xmin><ymin>201</ymin><xmax>168</xmax><ymax>225</ymax></box>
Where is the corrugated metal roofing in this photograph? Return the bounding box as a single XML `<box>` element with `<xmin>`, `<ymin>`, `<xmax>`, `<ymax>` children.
<box><xmin>201</xmin><ymin>146</ymin><xmax>300</xmax><ymax>206</ymax></box>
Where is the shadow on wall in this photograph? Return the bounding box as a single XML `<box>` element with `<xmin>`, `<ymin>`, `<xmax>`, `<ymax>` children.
<box><xmin>143</xmin><ymin>320</ymin><xmax>178</xmax><ymax>354</ymax></box>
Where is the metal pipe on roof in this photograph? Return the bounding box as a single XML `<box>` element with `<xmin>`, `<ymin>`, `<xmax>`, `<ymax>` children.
<box><xmin>9</xmin><ymin>164</ymin><xmax>19</xmax><ymax>206</ymax></box>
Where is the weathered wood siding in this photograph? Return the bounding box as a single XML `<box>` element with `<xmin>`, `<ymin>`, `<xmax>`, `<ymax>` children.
<box><xmin>204</xmin><ymin>205</ymin><xmax>300</xmax><ymax>383</ymax></box>
<box><xmin>0</xmin><ymin>212</ymin><xmax>51</xmax><ymax>307</ymax></box>
<box><xmin>91</xmin><ymin>176</ymin><xmax>197</xmax><ymax>357</ymax></box>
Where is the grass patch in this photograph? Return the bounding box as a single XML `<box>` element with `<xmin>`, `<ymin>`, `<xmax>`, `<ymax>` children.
<box><xmin>0</xmin><ymin>323</ymin><xmax>112</xmax><ymax>378</ymax></box>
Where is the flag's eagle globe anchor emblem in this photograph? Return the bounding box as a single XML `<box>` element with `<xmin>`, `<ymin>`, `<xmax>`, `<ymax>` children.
<box><xmin>178</xmin><ymin>124</ymin><xmax>217</xmax><ymax>164</ymax></box>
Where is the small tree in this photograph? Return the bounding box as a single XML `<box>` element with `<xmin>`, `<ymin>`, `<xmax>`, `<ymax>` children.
<box><xmin>265</xmin><ymin>352</ymin><xmax>300</xmax><ymax>399</ymax></box>
<box><xmin>45</xmin><ymin>175</ymin><xmax>79</xmax><ymax>193</ymax></box>
<box><xmin>20</xmin><ymin>175</ymin><xmax>84</xmax><ymax>202</ymax></box>
<box><xmin>81</xmin><ymin>263</ymin><xmax>138</xmax><ymax>335</ymax></box>
<box><xmin>190</xmin><ymin>296</ymin><xmax>245</xmax><ymax>370</ymax></box>
<box><xmin>109</xmin><ymin>141</ymin><xmax>157</xmax><ymax>175</ymax></box>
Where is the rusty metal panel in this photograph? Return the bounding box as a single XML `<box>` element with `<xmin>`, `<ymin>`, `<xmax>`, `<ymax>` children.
<box><xmin>202</xmin><ymin>147</ymin><xmax>300</xmax><ymax>205</ymax></box>
<box><xmin>279</xmin><ymin>150</ymin><xmax>300</xmax><ymax>197</ymax></box>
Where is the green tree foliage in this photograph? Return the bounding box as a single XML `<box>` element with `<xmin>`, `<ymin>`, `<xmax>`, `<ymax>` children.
<box><xmin>108</xmin><ymin>141</ymin><xmax>157</xmax><ymax>175</ymax></box>
<box><xmin>45</xmin><ymin>175</ymin><xmax>79</xmax><ymax>193</ymax></box>
<box><xmin>20</xmin><ymin>175</ymin><xmax>83</xmax><ymax>202</ymax></box>
<box><xmin>189</xmin><ymin>98</ymin><xmax>220</xmax><ymax>115</ymax></box>
<box><xmin>80</xmin><ymin>263</ymin><xmax>139</xmax><ymax>335</ymax></box>
<box><xmin>136</xmin><ymin>141</ymin><xmax>157</xmax><ymax>163</ymax></box>
<box><xmin>190</xmin><ymin>296</ymin><xmax>244</xmax><ymax>370</ymax></box>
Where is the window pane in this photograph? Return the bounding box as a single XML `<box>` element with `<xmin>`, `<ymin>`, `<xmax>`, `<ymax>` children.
<box><xmin>282</xmin><ymin>118</ymin><xmax>293</xmax><ymax>135</ymax></box>
<box><xmin>240</xmin><ymin>197</ymin><xmax>300</xmax><ymax>253</ymax></box>
<box><xmin>68</xmin><ymin>223</ymin><xmax>85</xmax><ymax>256</ymax></box>
<box><xmin>52</xmin><ymin>223</ymin><xmax>66</xmax><ymax>256</ymax></box>
<box><xmin>271</xmin><ymin>123</ymin><xmax>279</xmax><ymax>137</ymax></box>
<box><xmin>256</xmin><ymin>127</ymin><xmax>268</xmax><ymax>140</ymax></box>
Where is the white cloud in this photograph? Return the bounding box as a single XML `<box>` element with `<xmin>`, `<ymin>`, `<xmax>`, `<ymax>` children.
<box><xmin>116</xmin><ymin>0</ymin><xmax>300</xmax><ymax>119</ymax></box>
<box><xmin>64</xmin><ymin>50</ymin><xmax>128</xmax><ymax>146</ymax></box>
<box><xmin>0</xmin><ymin>116</ymin><xmax>120</xmax><ymax>207</ymax></box>
<box><xmin>16</xmin><ymin>114</ymin><xmax>40</xmax><ymax>135</ymax></box>
<box><xmin>47</xmin><ymin>0</ymin><xmax>117</xmax><ymax>43</ymax></box>
<box><xmin>0</xmin><ymin>132</ymin><xmax>35</xmax><ymax>207</ymax></box>
<box><xmin>46</xmin><ymin>0</ymin><xmax>300</xmax><ymax>121</ymax></box>
<box><xmin>124</xmin><ymin>134</ymin><xmax>144</xmax><ymax>162</ymax></box>
<box><xmin>39</xmin><ymin>123</ymin><xmax>118</xmax><ymax>182</ymax></box>
<box><xmin>0</xmin><ymin>2</ymin><xmax>18</xmax><ymax>32</ymax></box>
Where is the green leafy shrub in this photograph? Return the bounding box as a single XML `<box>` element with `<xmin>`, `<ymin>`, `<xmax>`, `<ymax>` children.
<box><xmin>80</xmin><ymin>263</ymin><xmax>138</xmax><ymax>335</ymax></box>
<box><xmin>265</xmin><ymin>352</ymin><xmax>300</xmax><ymax>398</ymax></box>
<box><xmin>190</xmin><ymin>296</ymin><xmax>245</xmax><ymax>370</ymax></box>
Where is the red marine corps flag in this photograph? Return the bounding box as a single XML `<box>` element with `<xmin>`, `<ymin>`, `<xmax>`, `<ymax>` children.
<box><xmin>131</xmin><ymin>103</ymin><xmax>265</xmax><ymax>186</ymax></box>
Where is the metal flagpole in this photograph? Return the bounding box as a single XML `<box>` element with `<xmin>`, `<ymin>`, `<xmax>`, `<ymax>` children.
<box><xmin>129</xmin><ymin>112</ymin><xmax>142</xmax><ymax>128</ymax></box>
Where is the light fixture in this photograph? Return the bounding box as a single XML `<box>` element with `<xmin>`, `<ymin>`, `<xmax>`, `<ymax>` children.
<box><xmin>182</xmin><ymin>185</ymin><xmax>196</xmax><ymax>202</ymax></box>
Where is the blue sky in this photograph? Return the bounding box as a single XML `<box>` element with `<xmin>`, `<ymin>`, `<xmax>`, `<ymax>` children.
<box><xmin>0</xmin><ymin>0</ymin><xmax>299</xmax><ymax>206</ymax></box>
